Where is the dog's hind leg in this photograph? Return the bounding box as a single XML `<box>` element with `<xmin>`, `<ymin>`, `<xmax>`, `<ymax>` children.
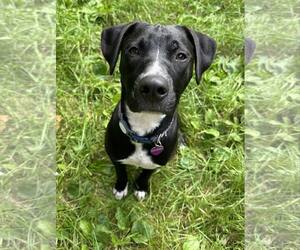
<box><xmin>134</xmin><ymin>169</ymin><xmax>154</xmax><ymax>201</ymax></box>
<box><xmin>113</xmin><ymin>162</ymin><xmax>128</xmax><ymax>200</ymax></box>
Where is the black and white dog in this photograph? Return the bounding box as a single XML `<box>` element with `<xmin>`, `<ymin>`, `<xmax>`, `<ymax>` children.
<box><xmin>101</xmin><ymin>22</ymin><xmax>216</xmax><ymax>200</ymax></box>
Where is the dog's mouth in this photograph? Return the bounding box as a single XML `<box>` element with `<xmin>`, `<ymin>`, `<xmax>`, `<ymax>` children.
<box><xmin>127</xmin><ymin>100</ymin><xmax>166</xmax><ymax>113</ymax></box>
<box><xmin>127</xmin><ymin>92</ymin><xmax>176</xmax><ymax>114</ymax></box>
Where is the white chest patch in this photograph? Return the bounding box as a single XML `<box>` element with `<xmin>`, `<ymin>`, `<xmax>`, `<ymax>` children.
<box><xmin>126</xmin><ymin>105</ymin><xmax>165</xmax><ymax>136</ymax></box>
<box><xmin>119</xmin><ymin>143</ymin><xmax>160</xmax><ymax>169</ymax></box>
<box><xmin>119</xmin><ymin>106</ymin><xmax>165</xmax><ymax>169</ymax></box>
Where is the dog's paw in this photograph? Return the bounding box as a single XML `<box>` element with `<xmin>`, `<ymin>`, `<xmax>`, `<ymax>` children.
<box><xmin>113</xmin><ymin>185</ymin><xmax>128</xmax><ymax>200</ymax></box>
<box><xmin>134</xmin><ymin>190</ymin><xmax>147</xmax><ymax>201</ymax></box>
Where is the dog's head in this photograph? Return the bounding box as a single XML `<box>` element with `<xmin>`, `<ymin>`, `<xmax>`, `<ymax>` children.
<box><xmin>101</xmin><ymin>22</ymin><xmax>216</xmax><ymax>115</ymax></box>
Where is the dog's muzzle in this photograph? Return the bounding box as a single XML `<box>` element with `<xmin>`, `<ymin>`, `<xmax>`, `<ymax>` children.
<box><xmin>135</xmin><ymin>75</ymin><xmax>169</xmax><ymax>102</ymax></box>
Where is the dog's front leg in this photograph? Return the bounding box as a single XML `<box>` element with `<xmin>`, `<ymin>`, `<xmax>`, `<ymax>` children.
<box><xmin>113</xmin><ymin>162</ymin><xmax>128</xmax><ymax>200</ymax></box>
<box><xmin>134</xmin><ymin>169</ymin><xmax>154</xmax><ymax>201</ymax></box>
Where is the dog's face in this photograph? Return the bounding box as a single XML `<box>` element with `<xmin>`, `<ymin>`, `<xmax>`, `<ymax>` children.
<box><xmin>101</xmin><ymin>22</ymin><xmax>216</xmax><ymax>115</ymax></box>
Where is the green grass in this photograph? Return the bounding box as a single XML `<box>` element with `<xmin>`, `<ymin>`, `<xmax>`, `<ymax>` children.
<box><xmin>0</xmin><ymin>1</ymin><xmax>56</xmax><ymax>249</ymax></box>
<box><xmin>56</xmin><ymin>0</ymin><xmax>244</xmax><ymax>249</ymax></box>
<box><xmin>245</xmin><ymin>0</ymin><xmax>300</xmax><ymax>249</ymax></box>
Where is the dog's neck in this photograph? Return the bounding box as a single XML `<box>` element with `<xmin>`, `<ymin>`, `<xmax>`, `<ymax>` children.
<box><xmin>125</xmin><ymin>105</ymin><xmax>166</xmax><ymax>136</ymax></box>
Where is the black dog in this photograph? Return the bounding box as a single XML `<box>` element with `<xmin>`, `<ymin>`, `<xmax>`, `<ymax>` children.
<box><xmin>101</xmin><ymin>22</ymin><xmax>216</xmax><ymax>200</ymax></box>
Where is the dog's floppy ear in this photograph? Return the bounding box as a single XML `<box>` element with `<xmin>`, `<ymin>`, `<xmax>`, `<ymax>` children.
<box><xmin>183</xmin><ymin>27</ymin><xmax>217</xmax><ymax>84</ymax></box>
<box><xmin>101</xmin><ymin>22</ymin><xmax>138</xmax><ymax>74</ymax></box>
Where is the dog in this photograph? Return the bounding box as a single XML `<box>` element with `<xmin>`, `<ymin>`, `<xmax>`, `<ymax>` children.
<box><xmin>101</xmin><ymin>22</ymin><xmax>216</xmax><ymax>200</ymax></box>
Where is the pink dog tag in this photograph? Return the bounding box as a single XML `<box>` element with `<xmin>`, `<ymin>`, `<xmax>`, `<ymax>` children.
<box><xmin>150</xmin><ymin>145</ymin><xmax>164</xmax><ymax>156</ymax></box>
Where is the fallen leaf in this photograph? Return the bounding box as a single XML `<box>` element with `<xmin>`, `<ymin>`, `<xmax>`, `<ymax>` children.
<box><xmin>56</xmin><ymin>115</ymin><xmax>62</xmax><ymax>130</ymax></box>
<box><xmin>0</xmin><ymin>115</ymin><xmax>10</xmax><ymax>133</ymax></box>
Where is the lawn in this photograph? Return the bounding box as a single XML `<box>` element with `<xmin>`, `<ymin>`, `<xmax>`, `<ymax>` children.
<box><xmin>56</xmin><ymin>0</ymin><xmax>244</xmax><ymax>249</ymax></box>
<box><xmin>1</xmin><ymin>1</ymin><xmax>56</xmax><ymax>249</ymax></box>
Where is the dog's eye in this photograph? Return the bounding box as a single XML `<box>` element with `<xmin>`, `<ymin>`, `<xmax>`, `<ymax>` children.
<box><xmin>128</xmin><ymin>47</ymin><xmax>139</xmax><ymax>56</ymax></box>
<box><xmin>176</xmin><ymin>52</ymin><xmax>187</xmax><ymax>61</ymax></box>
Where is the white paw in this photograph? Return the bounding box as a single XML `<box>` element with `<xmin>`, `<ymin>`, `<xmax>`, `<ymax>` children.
<box><xmin>113</xmin><ymin>185</ymin><xmax>128</xmax><ymax>200</ymax></box>
<box><xmin>134</xmin><ymin>190</ymin><xmax>147</xmax><ymax>201</ymax></box>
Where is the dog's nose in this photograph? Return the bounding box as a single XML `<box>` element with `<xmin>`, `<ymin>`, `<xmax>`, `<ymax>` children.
<box><xmin>138</xmin><ymin>76</ymin><xmax>169</xmax><ymax>100</ymax></box>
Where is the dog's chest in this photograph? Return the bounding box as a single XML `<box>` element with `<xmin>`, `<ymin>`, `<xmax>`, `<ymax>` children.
<box><xmin>125</xmin><ymin>106</ymin><xmax>165</xmax><ymax>136</ymax></box>
<box><xmin>119</xmin><ymin>143</ymin><xmax>160</xmax><ymax>169</ymax></box>
<box><xmin>118</xmin><ymin>106</ymin><xmax>164</xmax><ymax>169</ymax></box>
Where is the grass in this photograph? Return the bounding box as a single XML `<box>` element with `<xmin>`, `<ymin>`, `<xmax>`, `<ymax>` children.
<box><xmin>245</xmin><ymin>0</ymin><xmax>300</xmax><ymax>249</ymax></box>
<box><xmin>56</xmin><ymin>0</ymin><xmax>244</xmax><ymax>249</ymax></box>
<box><xmin>0</xmin><ymin>0</ymin><xmax>56</xmax><ymax>249</ymax></box>
<box><xmin>0</xmin><ymin>0</ymin><xmax>297</xmax><ymax>249</ymax></box>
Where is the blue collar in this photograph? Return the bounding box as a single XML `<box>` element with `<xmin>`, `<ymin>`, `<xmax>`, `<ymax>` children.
<box><xmin>118</xmin><ymin>105</ymin><xmax>173</xmax><ymax>145</ymax></box>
